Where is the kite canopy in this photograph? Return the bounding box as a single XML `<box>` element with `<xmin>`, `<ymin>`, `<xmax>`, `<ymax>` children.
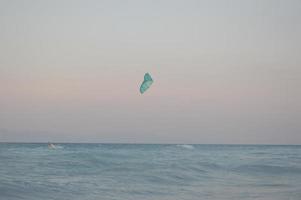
<box><xmin>140</xmin><ymin>73</ymin><xmax>153</xmax><ymax>94</ymax></box>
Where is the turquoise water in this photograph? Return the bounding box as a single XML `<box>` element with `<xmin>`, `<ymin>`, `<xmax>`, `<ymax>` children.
<box><xmin>0</xmin><ymin>144</ymin><xmax>301</xmax><ymax>200</ymax></box>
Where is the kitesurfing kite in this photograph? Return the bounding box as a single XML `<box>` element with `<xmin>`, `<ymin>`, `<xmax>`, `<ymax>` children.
<box><xmin>140</xmin><ymin>73</ymin><xmax>153</xmax><ymax>94</ymax></box>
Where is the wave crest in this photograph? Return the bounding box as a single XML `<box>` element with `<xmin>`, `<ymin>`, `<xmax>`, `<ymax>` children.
<box><xmin>177</xmin><ymin>144</ymin><xmax>195</xmax><ymax>150</ymax></box>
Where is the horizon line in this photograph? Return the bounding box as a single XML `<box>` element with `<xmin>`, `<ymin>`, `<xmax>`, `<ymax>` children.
<box><xmin>0</xmin><ymin>142</ymin><xmax>300</xmax><ymax>146</ymax></box>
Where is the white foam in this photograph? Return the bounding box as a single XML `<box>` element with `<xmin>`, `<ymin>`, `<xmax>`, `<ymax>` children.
<box><xmin>177</xmin><ymin>144</ymin><xmax>195</xmax><ymax>149</ymax></box>
<box><xmin>54</xmin><ymin>145</ymin><xmax>63</xmax><ymax>149</ymax></box>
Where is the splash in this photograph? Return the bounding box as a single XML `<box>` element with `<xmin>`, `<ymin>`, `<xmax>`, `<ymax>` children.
<box><xmin>177</xmin><ymin>144</ymin><xmax>195</xmax><ymax>150</ymax></box>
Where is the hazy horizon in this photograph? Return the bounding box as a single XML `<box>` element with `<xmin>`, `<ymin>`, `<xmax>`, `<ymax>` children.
<box><xmin>1</xmin><ymin>0</ymin><xmax>300</xmax><ymax>144</ymax></box>
<box><xmin>1</xmin><ymin>141</ymin><xmax>301</xmax><ymax>145</ymax></box>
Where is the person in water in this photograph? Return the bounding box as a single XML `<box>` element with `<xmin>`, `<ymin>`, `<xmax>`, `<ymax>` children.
<box><xmin>48</xmin><ymin>142</ymin><xmax>56</xmax><ymax>149</ymax></box>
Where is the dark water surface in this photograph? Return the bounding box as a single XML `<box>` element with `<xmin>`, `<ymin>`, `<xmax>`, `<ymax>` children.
<box><xmin>0</xmin><ymin>144</ymin><xmax>300</xmax><ymax>200</ymax></box>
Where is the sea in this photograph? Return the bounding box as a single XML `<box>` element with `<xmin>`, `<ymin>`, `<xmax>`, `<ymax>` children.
<box><xmin>0</xmin><ymin>143</ymin><xmax>300</xmax><ymax>200</ymax></box>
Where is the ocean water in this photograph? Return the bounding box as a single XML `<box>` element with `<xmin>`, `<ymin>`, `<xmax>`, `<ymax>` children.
<box><xmin>0</xmin><ymin>144</ymin><xmax>301</xmax><ymax>200</ymax></box>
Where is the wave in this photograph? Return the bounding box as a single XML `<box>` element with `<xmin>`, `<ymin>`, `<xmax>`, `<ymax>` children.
<box><xmin>234</xmin><ymin>164</ymin><xmax>301</xmax><ymax>175</ymax></box>
<box><xmin>53</xmin><ymin>145</ymin><xmax>64</xmax><ymax>149</ymax></box>
<box><xmin>1</xmin><ymin>144</ymin><xmax>301</xmax><ymax>200</ymax></box>
<box><xmin>176</xmin><ymin>144</ymin><xmax>195</xmax><ymax>150</ymax></box>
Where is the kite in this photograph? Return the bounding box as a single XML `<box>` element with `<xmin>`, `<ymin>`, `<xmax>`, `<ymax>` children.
<box><xmin>140</xmin><ymin>73</ymin><xmax>153</xmax><ymax>94</ymax></box>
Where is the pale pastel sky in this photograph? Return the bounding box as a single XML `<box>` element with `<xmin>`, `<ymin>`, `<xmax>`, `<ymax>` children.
<box><xmin>0</xmin><ymin>0</ymin><xmax>300</xmax><ymax>144</ymax></box>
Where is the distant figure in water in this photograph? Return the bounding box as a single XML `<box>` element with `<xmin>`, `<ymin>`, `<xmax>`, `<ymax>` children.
<box><xmin>48</xmin><ymin>143</ymin><xmax>56</xmax><ymax>149</ymax></box>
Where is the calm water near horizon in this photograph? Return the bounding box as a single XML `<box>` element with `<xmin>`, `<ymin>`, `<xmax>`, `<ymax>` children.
<box><xmin>0</xmin><ymin>143</ymin><xmax>300</xmax><ymax>200</ymax></box>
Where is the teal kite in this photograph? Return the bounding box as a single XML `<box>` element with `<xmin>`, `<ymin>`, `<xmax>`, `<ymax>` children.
<box><xmin>140</xmin><ymin>73</ymin><xmax>153</xmax><ymax>94</ymax></box>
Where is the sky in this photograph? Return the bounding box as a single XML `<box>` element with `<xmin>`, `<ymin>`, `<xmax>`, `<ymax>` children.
<box><xmin>0</xmin><ymin>0</ymin><xmax>300</xmax><ymax>144</ymax></box>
